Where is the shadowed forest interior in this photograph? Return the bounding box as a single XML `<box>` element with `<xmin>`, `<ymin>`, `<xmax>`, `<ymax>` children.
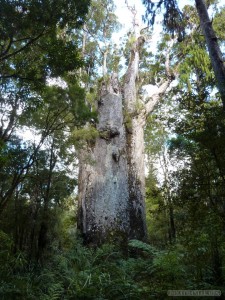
<box><xmin>1</xmin><ymin>0</ymin><xmax>225</xmax><ymax>299</ymax></box>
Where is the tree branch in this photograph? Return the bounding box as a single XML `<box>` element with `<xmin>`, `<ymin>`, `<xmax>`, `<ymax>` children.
<box><xmin>144</xmin><ymin>44</ymin><xmax>175</xmax><ymax>115</ymax></box>
<box><xmin>0</xmin><ymin>36</ymin><xmax>13</xmax><ymax>57</ymax></box>
<box><xmin>145</xmin><ymin>80</ymin><xmax>172</xmax><ymax>114</ymax></box>
<box><xmin>0</xmin><ymin>30</ymin><xmax>46</xmax><ymax>61</ymax></box>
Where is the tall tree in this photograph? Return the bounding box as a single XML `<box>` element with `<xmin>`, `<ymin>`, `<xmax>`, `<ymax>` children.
<box><xmin>142</xmin><ymin>0</ymin><xmax>225</xmax><ymax>109</ymax></box>
<box><xmin>77</xmin><ymin>2</ymin><xmax>175</xmax><ymax>244</ymax></box>
<box><xmin>195</xmin><ymin>0</ymin><xmax>225</xmax><ymax>109</ymax></box>
<box><xmin>0</xmin><ymin>0</ymin><xmax>92</xmax><ymax>214</ymax></box>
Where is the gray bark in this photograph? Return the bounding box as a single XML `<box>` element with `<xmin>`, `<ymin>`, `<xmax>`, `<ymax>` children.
<box><xmin>78</xmin><ymin>79</ymin><xmax>130</xmax><ymax>244</ymax></box>
<box><xmin>78</xmin><ymin>35</ymin><xmax>174</xmax><ymax>245</ymax></box>
<box><xmin>123</xmin><ymin>36</ymin><xmax>147</xmax><ymax>240</ymax></box>
<box><xmin>195</xmin><ymin>0</ymin><xmax>225</xmax><ymax>109</ymax></box>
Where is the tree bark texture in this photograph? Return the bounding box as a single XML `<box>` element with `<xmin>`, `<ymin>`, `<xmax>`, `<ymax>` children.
<box><xmin>78</xmin><ymin>81</ymin><xmax>130</xmax><ymax>244</ymax></box>
<box><xmin>78</xmin><ymin>35</ymin><xmax>173</xmax><ymax>245</ymax></box>
<box><xmin>123</xmin><ymin>37</ymin><xmax>147</xmax><ymax>240</ymax></box>
<box><xmin>195</xmin><ymin>0</ymin><xmax>225</xmax><ymax>109</ymax></box>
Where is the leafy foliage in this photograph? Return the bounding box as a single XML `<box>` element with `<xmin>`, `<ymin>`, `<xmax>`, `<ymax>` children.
<box><xmin>1</xmin><ymin>230</ymin><xmax>224</xmax><ymax>299</ymax></box>
<box><xmin>142</xmin><ymin>0</ymin><xmax>184</xmax><ymax>38</ymax></box>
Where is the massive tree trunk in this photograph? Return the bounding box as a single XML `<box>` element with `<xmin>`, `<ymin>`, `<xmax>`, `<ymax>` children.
<box><xmin>123</xmin><ymin>36</ymin><xmax>148</xmax><ymax>240</ymax></box>
<box><xmin>195</xmin><ymin>0</ymin><xmax>225</xmax><ymax>109</ymax></box>
<box><xmin>78</xmin><ymin>80</ymin><xmax>130</xmax><ymax>244</ymax></box>
<box><xmin>77</xmin><ymin>34</ymin><xmax>174</xmax><ymax>245</ymax></box>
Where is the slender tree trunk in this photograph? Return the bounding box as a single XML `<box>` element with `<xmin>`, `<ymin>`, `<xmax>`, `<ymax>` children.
<box><xmin>161</xmin><ymin>148</ymin><xmax>176</xmax><ymax>243</ymax></box>
<box><xmin>211</xmin><ymin>235</ymin><xmax>223</xmax><ymax>285</ymax></box>
<box><xmin>78</xmin><ymin>34</ymin><xmax>174</xmax><ymax>245</ymax></box>
<box><xmin>37</xmin><ymin>139</ymin><xmax>56</xmax><ymax>259</ymax></box>
<box><xmin>168</xmin><ymin>204</ymin><xmax>176</xmax><ymax>243</ymax></box>
<box><xmin>82</xmin><ymin>23</ymin><xmax>87</xmax><ymax>57</ymax></box>
<box><xmin>195</xmin><ymin>0</ymin><xmax>225</xmax><ymax>109</ymax></box>
<box><xmin>102</xmin><ymin>48</ymin><xmax>108</xmax><ymax>77</ymax></box>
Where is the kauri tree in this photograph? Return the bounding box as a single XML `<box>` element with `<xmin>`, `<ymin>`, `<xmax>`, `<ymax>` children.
<box><xmin>77</xmin><ymin>2</ymin><xmax>175</xmax><ymax>244</ymax></box>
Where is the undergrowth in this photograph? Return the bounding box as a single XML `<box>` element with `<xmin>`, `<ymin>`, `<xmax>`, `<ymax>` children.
<box><xmin>0</xmin><ymin>231</ymin><xmax>224</xmax><ymax>299</ymax></box>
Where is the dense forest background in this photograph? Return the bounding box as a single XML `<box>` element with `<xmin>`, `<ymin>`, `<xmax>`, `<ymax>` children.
<box><xmin>1</xmin><ymin>0</ymin><xmax>225</xmax><ymax>298</ymax></box>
